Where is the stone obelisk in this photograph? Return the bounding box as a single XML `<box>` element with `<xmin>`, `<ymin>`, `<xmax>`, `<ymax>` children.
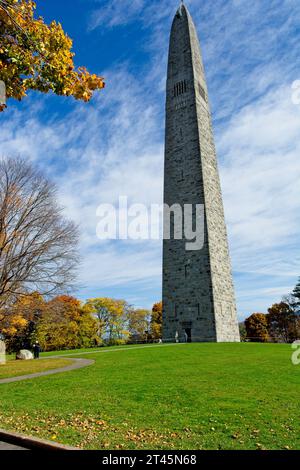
<box><xmin>162</xmin><ymin>3</ymin><xmax>240</xmax><ymax>342</ymax></box>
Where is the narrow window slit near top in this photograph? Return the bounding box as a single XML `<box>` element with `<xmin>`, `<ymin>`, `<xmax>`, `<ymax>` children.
<box><xmin>174</xmin><ymin>80</ymin><xmax>188</xmax><ymax>97</ymax></box>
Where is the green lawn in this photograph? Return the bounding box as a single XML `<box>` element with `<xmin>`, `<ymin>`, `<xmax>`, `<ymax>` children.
<box><xmin>0</xmin><ymin>343</ymin><xmax>299</xmax><ymax>450</ymax></box>
<box><xmin>0</xmin><ymin>358</ymin><xmax>73</xmax><ymax>379</ymax></box>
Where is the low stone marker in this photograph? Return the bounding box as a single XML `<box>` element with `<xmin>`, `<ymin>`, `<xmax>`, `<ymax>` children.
<box><xmin>0</xmin><ymin>340</ymin><xmax>5</xmax><ymax>365</ymax></box>
<box><xmin>0</xmin><ymin>80</ymin><xmax>6</xmax><ymax>108</ymax></box>
<box><xmin>16</xmin><ymin>350</ymin><xmax>34</xmax><ymax>361</ymax></box>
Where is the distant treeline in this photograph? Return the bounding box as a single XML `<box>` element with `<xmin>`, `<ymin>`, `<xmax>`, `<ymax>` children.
<box><xmin>0</xmin><ymin>295</ymin><xmax>162</xmax><ymax>353</ymax></box>
<box><xmin>240</xmin><ymin>278</ymin><xmax>300</xmax><ymax>343</ymax></box>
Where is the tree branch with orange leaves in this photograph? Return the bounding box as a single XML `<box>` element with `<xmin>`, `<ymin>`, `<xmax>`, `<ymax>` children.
<box><xmin>0</xmin><ymin>0</ymin><xmax>105</xmax><ymax>111</ymax></box>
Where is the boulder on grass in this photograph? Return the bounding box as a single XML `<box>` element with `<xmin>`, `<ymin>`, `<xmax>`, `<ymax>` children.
<box><xmin>16</xmin><ymin>349</ymin><xmax>34</xmax><ymax>360</ymax></box>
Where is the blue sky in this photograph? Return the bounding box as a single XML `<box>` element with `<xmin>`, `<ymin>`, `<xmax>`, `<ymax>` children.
<box><xmin>1</xmin><ymin>0</ymin><xmax>300</xmax><ymax>320</ymax></box>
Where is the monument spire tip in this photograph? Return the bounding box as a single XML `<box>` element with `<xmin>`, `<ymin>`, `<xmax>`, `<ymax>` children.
<box><xmin>176</xmin><ymin>0</ymin><xmax>185</xmax><ymax>17</ymax></box>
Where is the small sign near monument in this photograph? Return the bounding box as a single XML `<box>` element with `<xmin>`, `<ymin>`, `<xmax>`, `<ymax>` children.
<box><xmin>0</xmin><ymin>338</ymin><xmax>6</xmax><ymax>365</ymax></box>
<box><xmin>0</xmin><ymin>80</ymin><xmax>6</xmax><ymax>108</ymax></box>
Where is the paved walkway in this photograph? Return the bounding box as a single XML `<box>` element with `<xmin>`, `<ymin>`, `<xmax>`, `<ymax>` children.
<box><xmin>0</xmin><ymin>358</ymin><xmax>94</xmax><ymax>385</ymax></box>
<box><xmin>49</xmin><ymin>342</ymin><xmax>185</xmax><ymax>359</ymax></box>
<box><xmin>0</xmin><ymin>441</ymin><xmax>27</xmax><ymax>450</ymax></box>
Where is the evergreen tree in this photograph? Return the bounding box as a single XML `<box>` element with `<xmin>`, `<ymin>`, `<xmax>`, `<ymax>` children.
<box><xmin>292</xmin><ymin>278</ymin><xmax>300</xmax><ymax>310</ymax></box>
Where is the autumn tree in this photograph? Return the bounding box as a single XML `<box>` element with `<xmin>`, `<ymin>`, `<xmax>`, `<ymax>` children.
<box><xmin>35</xmin><ymin>295</ymin><xmax>99</xmax><ymax>351</ymax></box>
<box><xmin>128</xmin><ymin>308</ymin><xmax>151</xmax><ymax>343</ymax></box>
<box><xmin>0</xmin><ymin>291</ymin><xmax>45</xmax><ymax>351</ymax></box>
<box><xmin>86</xmin><ymin>297</ymin><xmax>131</xmax><ymax>345</ymax></box>
<box><xmin>150</xmin><ymin>301</ymin><xmax>162</xmax><ymax>341</ymax></box>
<box><xmin>0</xmin><ymin>157</ymin><xmax>79</xmax><ymax>307</ymax></box>
<box><xmin>267</xmin><ymin>302</ymin><xmax>298</xmax><ymax>343</ymax></box>
<box><xmin>1</xmin><ymin>293</ymin><xmax>99</xmax><ymax>352</ymax></box>
<box><xmin>85</xmin><ymin>297</ymin><xmax>111</xmax><ymax>343</ymax></box>
<box><xmin>0</xmin><ymin>0</ymin><xmax>105</xmax><ymax>111</ymax></box>
<box><xmin>245</xmin><ymin>313</ymin><xmax>269</xmax><ymax>343</ymax></box>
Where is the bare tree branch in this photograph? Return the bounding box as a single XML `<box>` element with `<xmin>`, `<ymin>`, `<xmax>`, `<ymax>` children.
<box><xmin>0</xmin><ymin>156</ymin><xmax>79</xmax><ymax>307</ymax></box>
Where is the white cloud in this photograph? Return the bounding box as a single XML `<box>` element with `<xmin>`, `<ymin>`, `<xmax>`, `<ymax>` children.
<box><xmin>220</xmin><ymin>85</ymin><xmax>300</xmax><ymax>252</ymax></box>
<box><xmin>88</xmin><ymin>0</ymin><xmax>146</xmax><ymax>30</ymax></box>
<box><xmin>218</xmin><ymin>84</ymin><xmax>300</xmax><ymax>317</ymax></box>
<box><xmin>0</xmin><ymin>66</ymin><xmax>164</xmax><ymax>308</ymax></box>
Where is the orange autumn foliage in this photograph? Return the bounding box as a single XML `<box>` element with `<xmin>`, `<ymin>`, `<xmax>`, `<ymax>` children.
<box><xmin>0</xmin><ymin>0</ymin><xmax>105</xmax><ymax>111</ymax></box>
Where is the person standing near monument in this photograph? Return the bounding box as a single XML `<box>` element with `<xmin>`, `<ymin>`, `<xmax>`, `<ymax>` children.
<box><xmin>33</xmin><ymin>341</ymin><xmax>41</xmax><ymax>359</ymax></box>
